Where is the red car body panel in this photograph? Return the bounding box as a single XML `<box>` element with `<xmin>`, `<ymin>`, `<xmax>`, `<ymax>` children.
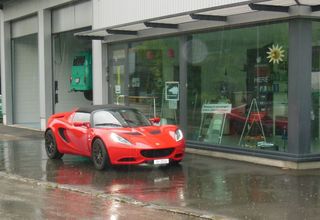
<box><xmin>46</xmin><ymin>108</ymin><xmax>185</xmax><ymax>165</ymax></box>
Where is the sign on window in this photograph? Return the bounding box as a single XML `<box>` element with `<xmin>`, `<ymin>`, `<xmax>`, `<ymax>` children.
<box><xmin>165</xmin><ymin>81</ymin><xmax>179</xmax><ymax>101</ymax></box>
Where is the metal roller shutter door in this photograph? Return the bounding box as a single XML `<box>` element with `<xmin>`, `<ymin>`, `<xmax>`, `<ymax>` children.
<box><xmin>13</xmin><ymin>34</ymin><xmax>40</xmax><ymax>126</ymax></box>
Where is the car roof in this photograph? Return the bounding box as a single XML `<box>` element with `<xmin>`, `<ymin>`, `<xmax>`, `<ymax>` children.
<box><xmin>76</xmin><ymin>104</ymin><xmax>136</xmax><ymax>113</ymax></box>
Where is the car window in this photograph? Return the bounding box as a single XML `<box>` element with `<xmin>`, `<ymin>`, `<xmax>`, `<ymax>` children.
<box><xmin>73</xmin><ymin>112</ymin><xmax>90</xmax><ymax>122</ymax></box>
<box><xmin>93</xmin><ymin>111</ymin><xmax>122</xmax><ymax>127</ymax></box>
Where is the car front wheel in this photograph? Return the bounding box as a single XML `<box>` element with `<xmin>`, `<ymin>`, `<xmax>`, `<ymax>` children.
<box><xmin>45</xmin><ymin>130</ymin><xmax>64</xmax><ymax>159</ymax></box>
<box><xmin>92</xmin><ymin>139</ymin><xmax>111</xmax><ymax>170</ymax></box>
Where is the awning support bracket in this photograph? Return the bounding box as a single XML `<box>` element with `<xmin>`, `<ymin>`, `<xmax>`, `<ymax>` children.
<box><xmin>106</xmin><ymin>29</ymin><xmax>138</xmax><ymax>35</ymax></box>
<box><xmin>144</xmin><ymin>22</ymin><xmax>178</xmax><ymax>29</ymax></box>
<box><xmin>311</xmin><ymin>5</ymin><xmax>320</xmax><ymax>12</ymax></box>
<box><xmin>248</xmin><ymin>3</ymin><xmax>290</xmax><ymax>13</ymax></box>
<box><xmin>190</xmin><ymin>13</ymin><xmax>227</xmax><ymax>22</ymax></box>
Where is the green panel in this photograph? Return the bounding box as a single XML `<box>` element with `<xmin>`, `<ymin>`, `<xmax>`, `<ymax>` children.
<box><xmin>70</xmin><ymin>51</ymin><xmax>92</xmax><ymax>91</ymax></box>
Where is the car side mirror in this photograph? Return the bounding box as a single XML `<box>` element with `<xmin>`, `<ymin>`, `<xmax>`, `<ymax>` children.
<box><xmin>73</xmin><ymin>121</ymin><xmax>91</xmax><ymax>128</ymax></box>
<box><xmin>149</xmin><ymin>117</ymin><xmax>160</xmax><ymax>124</ymax></box>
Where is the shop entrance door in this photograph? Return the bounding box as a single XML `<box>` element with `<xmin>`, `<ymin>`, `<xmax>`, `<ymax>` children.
<box><xmin>108</xmin><ymin>45</ymin><xmax>128</xmax><ymax>105</ymax></box>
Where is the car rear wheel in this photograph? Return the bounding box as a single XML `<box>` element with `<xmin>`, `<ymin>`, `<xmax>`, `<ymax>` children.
<box><xmin>45</xmin><ymin>130</ymin><xmax>64</xmax><ymax>159</ymax></box>
<box><xmin>92</xmin><ymin>139</ymin><xmax>111</xmax><ymax>170</ymax></box>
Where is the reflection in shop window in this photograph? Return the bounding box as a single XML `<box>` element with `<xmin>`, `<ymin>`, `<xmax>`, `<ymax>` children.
<box><xmin>311</xmin><ymin>22</ymin><xmax>320</xmax><ymax>153</ymax></box>
<box><xmin>126</xmin><ymin>38</ymin><xmax>180</xmax><ymax>122</ymax></box>
<box><xmin>110</xmin><ymin>48</ymin><xmax>126</xmax><ymax>104</ymax></box>
<box><xmin>187</xmin><ymin>22</ymin><xmax>289</xmax><ymax>152</ymax></box>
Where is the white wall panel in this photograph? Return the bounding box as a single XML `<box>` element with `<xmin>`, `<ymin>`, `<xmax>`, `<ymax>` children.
<box><xmin>52</xmin><ymin>1</ymin><xmax>92</xmax><ymax>33</ymax></box>
<box><xmin>3</xmin><ymin>0</ymin><xmax>73</xmax><ymax>21</ymax></box>
<box><xmin>11</xmin><ymin>16</ymin><xmax>37</xmax><ymax>38</ymax></box>
<box><xmin>93</xmin><ymin>0</ymin><xmax>249</xmax><ymax>28</ymax></box>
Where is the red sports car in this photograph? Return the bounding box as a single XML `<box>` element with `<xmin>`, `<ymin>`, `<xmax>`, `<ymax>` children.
<box><xmin>44</xmin><ymin>105</ymin><xmax>185</xmax><ymax>170</ymax></box>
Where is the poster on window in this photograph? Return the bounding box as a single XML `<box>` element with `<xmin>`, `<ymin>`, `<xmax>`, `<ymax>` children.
<box><xmin>201</xmin><ymin>103</ymin><xmax>232</xmax><ymax>114</ymax></box>
<box><xmin>132</xmin><ymin>77</ymin><xmax>140</xmax><ymax>88</ymax></box>
<box><xmin>165</xmin><ymin>81</ymin><xmax>179</xmax><ymax>101</ymax></box>
<box><xmin>115</xmin><ymin>85</ymin><xmax>121</xmax><ymax>94</ymax></box>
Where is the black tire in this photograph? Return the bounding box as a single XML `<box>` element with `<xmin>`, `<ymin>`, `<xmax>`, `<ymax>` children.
<box><xmin>92</xmin><ymin>139</ymin><xmax>111</xmax><ymax>170</ymax></box>
<box><xmin>45</xmin><ymin>130</ymin><xmax>64</xmax><ymax>159</ymax></box>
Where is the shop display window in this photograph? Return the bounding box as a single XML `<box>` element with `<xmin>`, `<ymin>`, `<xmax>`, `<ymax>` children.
<box><xmin>186</xmin><ymin>23</ymin><xmax>289</xmax><ymax>151</ymax></box>
<box><xmin>109</xmin><ymin>22</ymin><xmax>289</xmax><ymax>152</ymax></box>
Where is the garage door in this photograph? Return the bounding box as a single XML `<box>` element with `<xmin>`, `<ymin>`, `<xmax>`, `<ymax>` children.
<box><xmin>12</xmin><ymin>34</ymin><xmax>40</xmax><ymax>127</ymax></box>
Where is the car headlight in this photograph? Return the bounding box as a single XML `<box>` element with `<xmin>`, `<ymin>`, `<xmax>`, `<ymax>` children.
<box><xmin>110</xmin><ymin>133</ymin><xmax>132</xmax><ymax>145</ymax></box>
<box><xmin>174</xmin><ymin>129</ymin><xmax>184</xmax><ymax>142</ymax></box>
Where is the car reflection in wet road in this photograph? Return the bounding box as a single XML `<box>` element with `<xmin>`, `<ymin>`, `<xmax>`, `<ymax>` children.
<box><xmin>45</xmin><ymin>158</ymin><xmax>186</xmax><ymax>206</ymax></box>
<box><xmin>1</xmin><ymin>139</ymin><xmax>320</xmax><ymax>220</ymax></box>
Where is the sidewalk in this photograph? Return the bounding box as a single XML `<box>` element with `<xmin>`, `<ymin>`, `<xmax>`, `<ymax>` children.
<box><xmin>0</xmin><ymin>124</ymin><xmax>43</xmax><ymax>141</ymax></box>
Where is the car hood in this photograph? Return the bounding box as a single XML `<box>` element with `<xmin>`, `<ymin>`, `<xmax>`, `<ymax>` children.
<box><xmin>99</xmin><ymin>125</ymin><xmax>182</xmax><ymax>147</ymax></box>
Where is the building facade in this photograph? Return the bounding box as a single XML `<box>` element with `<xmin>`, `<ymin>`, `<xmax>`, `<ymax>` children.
<box><xmin>1</xmin><ymin>0</ymin><xmax>320</xmax><ymax>168</ymax></box>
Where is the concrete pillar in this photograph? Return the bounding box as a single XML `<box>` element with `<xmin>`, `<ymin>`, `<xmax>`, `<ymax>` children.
<box><xmin>288</xmin><ymin>19</ymin><xmax>312</xmax><ymax>154</ymax></box>
<box><xmin>92</xmin><ymin>40</ymin><xmax>106</xmax><ymax>104</ymax></box>
<box><xmin>38</xmin><ymin>9</ymin><xmax>53</xmax><ymax>131</ymax></box>
<box><xmin>0</xmin><ymin>10</ymin><xmax>13</xmax><ymax>125</ymax></box>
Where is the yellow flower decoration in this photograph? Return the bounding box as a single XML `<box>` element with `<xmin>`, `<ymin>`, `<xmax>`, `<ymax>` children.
<box><xmin>266</xmin><ymin>44</ymin><xmax>285</xmax><ymax>64</ymax></box>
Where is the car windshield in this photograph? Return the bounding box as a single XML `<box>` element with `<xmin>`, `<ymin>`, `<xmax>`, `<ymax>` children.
<box><xmin>93</xmin><ymin>109</ymin><xmax>152</xmax><ymax>128</ymax></box>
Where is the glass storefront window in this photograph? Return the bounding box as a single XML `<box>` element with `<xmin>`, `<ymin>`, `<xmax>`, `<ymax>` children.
<box><xmin>109</xmin><ymin>46</ymin><xmax>127</xmax><ymax>104</ymax></box>
<box><xmin>311</xmin><ymin>22</ymin><xmax>320</xmax><ymax>153</ymax></box>
<box><xmin>186</xmin><ymin>23</ymin><xmax>289</xmax><ymax>152</ymax></box>
<box><xmin>111</xmin><ymin>38</ymin><xmax>180</xmax><ymax>122</ymax></box>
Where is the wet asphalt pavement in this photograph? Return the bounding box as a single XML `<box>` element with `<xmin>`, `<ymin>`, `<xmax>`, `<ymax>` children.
<box><xmin>1</xmin><ymin>125</ymin><xmax>320</xmax><ymax>219</ymax></box>
<box><xmin>0</xmin><ymin>176</ymin><xmax>200</xmax><ymax>220</ymax></box>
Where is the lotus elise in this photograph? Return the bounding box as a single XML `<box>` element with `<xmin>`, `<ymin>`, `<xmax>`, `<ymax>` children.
<box><xmin>44</xmin><ymin>105</ymin><xmax>185</xmax><ymax>170</ymax></box>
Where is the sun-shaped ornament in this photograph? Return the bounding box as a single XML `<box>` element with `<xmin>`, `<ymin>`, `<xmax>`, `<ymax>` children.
<box><xmin>266</xmin><ymin>44</ymin><xmax>285</xmax><ymax>64</ymax></box>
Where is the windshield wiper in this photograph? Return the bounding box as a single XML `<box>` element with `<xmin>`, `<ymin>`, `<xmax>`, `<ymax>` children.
<box><xmin>95</xmin><ymin>123</ymin><xmax>122</xmax><ymax>127</ymax></box>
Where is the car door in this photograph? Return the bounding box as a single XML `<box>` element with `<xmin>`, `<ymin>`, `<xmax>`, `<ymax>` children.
<box><xmin>66</xmin><ymin>112</ymin><xmax>91</xmax><ymax>155</ymax></box>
